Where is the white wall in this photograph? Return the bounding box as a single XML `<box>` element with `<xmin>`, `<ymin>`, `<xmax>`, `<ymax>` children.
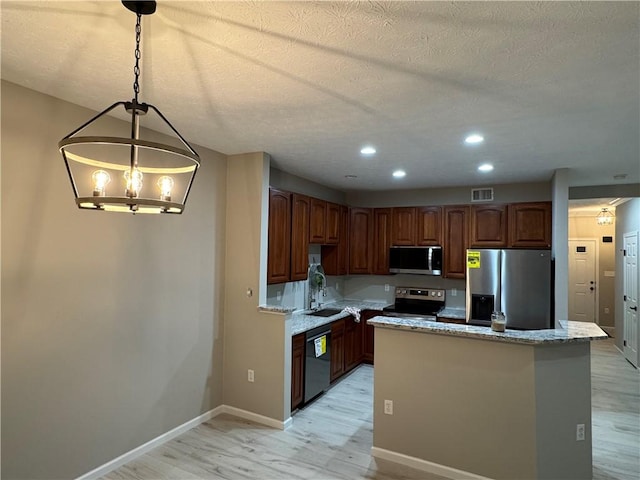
<box><xmin>1</xmin><ymin>81</ymin><xmax>227</xmax><ymax>479</ymax></box>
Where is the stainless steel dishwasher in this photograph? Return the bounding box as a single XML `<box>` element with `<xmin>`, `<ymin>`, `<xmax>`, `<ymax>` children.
<box><xmin>304</xmin><ymin>325</ymin><xmax>331</xmax><ymax>403</ymax></box>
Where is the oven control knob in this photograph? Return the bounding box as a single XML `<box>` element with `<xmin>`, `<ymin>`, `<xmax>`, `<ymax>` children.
<box><xmin>437</xmin><ymin>292</ymin><xmax>442</xmax><ymax>297</ymax></box>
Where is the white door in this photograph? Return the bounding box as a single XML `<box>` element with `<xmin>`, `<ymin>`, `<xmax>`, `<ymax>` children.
<box><xmin>623</xmin><ymin>232</ymin><xmax>638</xmax><ymax>368</ymax></box>
<box><xmin>568</xmin><ymin>239</ymin><xmax>597</xmax><ymax>322</ymax></box>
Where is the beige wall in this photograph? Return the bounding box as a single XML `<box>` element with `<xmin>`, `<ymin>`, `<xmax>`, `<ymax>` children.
<box><xmin>345</xmin><ymin>181</ymin><xmax>551</xmax><ymax>207</ymax></box>
<box><xmin>1</xmin><ymin>81</ymin><xmax>227</xmax><ymax>479</ymax></box>
<box><xmin>568</xmin><ymin>215</ymin><xmax>616</xmax><ymax>327</ymax></box>
<box><xmin>270</xmin><ymin>167</ymin><xmax>347</xmax><ymax>204</ymax></box>
<box><xmin>373</xmin><ymin>327</ymin><xmax>592</xmax><ymax>479</ymax></box>
<box><xmin>223</xmin><ymin>153</ymin><xmax>291</xmax><ymax>421</ymax></box>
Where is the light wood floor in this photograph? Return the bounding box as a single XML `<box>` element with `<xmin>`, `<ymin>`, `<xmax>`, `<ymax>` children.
<box><xmin>104</xmin><ymin>339</ymin><xmax>638</xmax><ymax>480</ymax></box>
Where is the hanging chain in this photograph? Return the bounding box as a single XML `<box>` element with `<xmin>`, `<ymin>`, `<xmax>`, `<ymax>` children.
<box><xmin>132</xmin><ymin>12</ymin><xmax>142</xmax><ymax>104</ymax></box>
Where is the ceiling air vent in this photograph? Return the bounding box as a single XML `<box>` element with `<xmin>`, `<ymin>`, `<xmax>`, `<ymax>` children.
<box><xmin>471</xmin><ymin>188</ymin><xmax>494</xmax><ymax>202</ymax></box>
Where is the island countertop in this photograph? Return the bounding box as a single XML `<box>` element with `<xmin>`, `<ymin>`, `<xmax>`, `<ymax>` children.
<box><xmin>368</xmin><ymin>316</ymin><xmax>608</xmax><ymax>345</ymax></box>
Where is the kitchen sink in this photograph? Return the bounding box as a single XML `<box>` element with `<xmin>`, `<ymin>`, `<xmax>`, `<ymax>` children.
<box><xmin>308</xmin><ymin>308</ymin><xmax>342</xmax><ymax>317</ymax></box>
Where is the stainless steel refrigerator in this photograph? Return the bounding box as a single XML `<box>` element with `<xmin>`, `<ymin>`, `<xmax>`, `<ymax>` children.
<box><xmin>466</xmin><ymin>249</ymin><xmax>552</xmax><ymax>330</ymax></box>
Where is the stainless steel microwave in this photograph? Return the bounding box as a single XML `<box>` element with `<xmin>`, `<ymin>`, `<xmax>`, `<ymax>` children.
<box><xmin>389</xmin><ymin>246</ymin><xmax>443</xmax><ymax>275</ymax></box>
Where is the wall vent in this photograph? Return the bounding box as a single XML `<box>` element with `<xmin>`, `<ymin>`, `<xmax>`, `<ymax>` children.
<box><xmin>471</xmin><ymin>188</ymin><xmax>494</xmax><ymax>202</ymax></box>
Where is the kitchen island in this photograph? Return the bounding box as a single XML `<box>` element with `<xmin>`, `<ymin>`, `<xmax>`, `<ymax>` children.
<box><xmin>369</xmin><ymin>317</ymin><xmax>607</xmax><ymax>480</ymax></box>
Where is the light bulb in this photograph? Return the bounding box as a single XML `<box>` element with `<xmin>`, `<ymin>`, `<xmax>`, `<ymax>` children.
<box><xmin>92</xmin><ymin>170</ymin><xmax>111</xmax><ymax>196</ymax></box>
<box><xmin>157</xmin><ymin>176</ymin><xmax>174</xmax><ymax>201</ymax></box>
<box><xmin>124</xmin><ymin>167</ymin><xmax>143</xmax><ymax>198</ymax></box>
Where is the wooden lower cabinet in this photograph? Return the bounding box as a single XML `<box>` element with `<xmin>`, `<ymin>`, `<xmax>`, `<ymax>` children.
<box><xmin>330</xmin><ymin>319</ymin><xmax>345</xmax><ymax>383</ymax></box>
<box><xmin>344</xmin><ymin>316</ymin><xmax>363</xmax><ymax>372</ymax></box>
<box><xmin>361</xmin><ymin>310</ymin><xmax>378</xmax><ymax>364</ymax></box>
<box><xmin>291</xmin><ymin>333</ymin><xmax>305</xmax><ymax>411</ymax></box>
<box><xmin>437</xmin><ymin>316</ymin><xmax>466</xmax><ymax>325</ymax></box>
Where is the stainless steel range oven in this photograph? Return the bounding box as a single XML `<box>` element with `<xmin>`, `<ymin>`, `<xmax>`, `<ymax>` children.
<box><xmin>382</xmin><ymin>287</ymin><xmax>446</xmax><ymax>321</ymax></box>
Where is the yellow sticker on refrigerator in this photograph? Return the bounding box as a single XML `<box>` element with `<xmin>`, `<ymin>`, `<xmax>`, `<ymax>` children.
<box><xmin>314</xmin><ymin>336</ymin><xmax>326</xmax><ymax>357</ymax></box>
<box><xmin>467</xmin><ymin>251</ymin><xmax>481</xmax><ymax>269</ymax></box>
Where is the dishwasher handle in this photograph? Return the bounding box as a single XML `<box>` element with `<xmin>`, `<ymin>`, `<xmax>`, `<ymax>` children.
<box><xmin>307</xmin><ymin>330</ymin><xmax>331</xmax><ymax>342</ymax></box>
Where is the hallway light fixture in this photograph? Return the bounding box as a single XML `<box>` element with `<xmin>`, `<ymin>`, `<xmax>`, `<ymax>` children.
<box><xmin>58</xmin><ymin>1</ymin><xmax>200</xmax><ymax>214</ymax></box>
<box><xmin>596</xmin><ymin>208</ymin><xmax>614</xmax><ymax>226</ymax></box>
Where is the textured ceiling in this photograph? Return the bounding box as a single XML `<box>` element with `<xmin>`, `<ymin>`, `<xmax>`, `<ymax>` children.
<box><xmin>2</xmin><ymin>1</ymin><xmax>639</xmax><ymax>192</ymax></box>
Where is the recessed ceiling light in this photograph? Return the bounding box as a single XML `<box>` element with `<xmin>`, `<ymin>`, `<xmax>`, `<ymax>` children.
<box><xmin>478</xmin><ymin>163</ymin><xmax>494</xmax><ymax>172</ymax></box>
<box><xmin>392</xmin><ymin>170</ymin><xmax>406</xmax><ymax>178</ymax></box>
<box><xmin>360</xmin><ymin>146</ymin><xmax>376</xmax><ymax>155</ymax></box>
<box><xmin>465</xmin><ymin>134</ymin><xmax>484</xmax><ymax>145</ymax></box>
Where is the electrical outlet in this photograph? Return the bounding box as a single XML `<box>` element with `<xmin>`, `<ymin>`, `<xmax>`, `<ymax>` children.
<box><xmin>248</xmin><ymin>369</ymin><xmax>255</xmax><ymax>383</ymax></box>
<box><xmin>576</xmin><ymin>423</ymin><xmax>585</xmax><ymax>441</ymax></box>
<box><xmin>384</xmin><ymin>399</ymin><xmax>393</xmax><ymax>415</ymax></box>
<box><xmin>604</xmin><ymin>307</ymin><xmax>609</xmax><ymax>314</ymax></box>
<box><xmin>385</xmin><ymin>284</ymin><xmax>390</xmax><ymax>292</ymax></box>
<box><xmin>451</xmin><ymin>288</ymin><xmax>457</xmax><ymax>297</ymax></box>
<box><xmin>276</xmin><ymin>291</ymin><xmax>282</xmax><ymax>301</ymax></box>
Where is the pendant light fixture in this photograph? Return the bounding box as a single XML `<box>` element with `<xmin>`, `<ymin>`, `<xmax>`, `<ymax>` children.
<box><xmin>59</xmin><ymin>1</ymin><xmax>200</xmax><ymax>214</ymax></box>
<box><xmin>596</xmin><ymin>208</ymin><xmax>614</xmax><ymax>225</ymax></box>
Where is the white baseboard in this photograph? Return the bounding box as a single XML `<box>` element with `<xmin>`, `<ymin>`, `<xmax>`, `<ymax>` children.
<box><xmin>218</xmin><ymin>405</ymin><xmax>292</xmax><ymax>430</ymax></box>
<box><xmin>371</xmin><ymin>446</ymin><xmax>492</xmax><ymax>480</ymax></box>
<box><xmin>77</xmin><ymin>405</ymin><xmax>288</xmax><ymax>480</ymax></box>
<box><xmin>76</xmin><ymin>407</ymin><xmax>222</xmax><ymax>480</ymax></box>
<box><xmin>600</xmin><ymin>326</ymin><xmax>615</xmax><ymax>337</ymax></box>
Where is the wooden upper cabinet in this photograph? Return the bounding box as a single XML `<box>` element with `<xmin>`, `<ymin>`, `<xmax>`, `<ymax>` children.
<box><xmin>320</xmin><ymin>205</ymin><xmax>349</xmax><ymax>276</ymax></box>
<box><xmin>349</xmin><ymin>207</ymin><xmax>372</xmax><ymax>274</ymax></box>
<box><xmin>267</xmin><ymin>188</ymin><xmax>291</xmax><ymax>284</ymax></box>
<box><xmin>470</xmin><ymin>204</ymin><xmax>508</xmax><ymax>247</ymax></box>
<box><xmin>443</xmin><ymin>205</ymin><xmax>470</xmax><ymax>279</ymax></box>
<box><xmin>290</xmin><ymin>194</ymin><xmax>310</xmax><ymax>281</ymax></box>
<box><xmin>509</xmin><ymin>202</ymin><xmax>552</xmax><ymax>248</ymax></box>
<box><xmin>325</xmin><ymin>202</ymin><xmax>340</xmax><ymax>245</ymax></box>
<box><xmin>373</xmin><ymin>208</ymin><xmax>392</xmax><ymax>275</ymax></box>
<box><xmin>417</xmin><ymin>206</ymin><xmax>442</xmax><ymax>245</ymax></box>
<box><xmin>391</xmin><ymin>207</ymin><xmax>416</xmax><ymax>245</ymax></box>
<box><xmin>338</xmin><ymin>205</ymin><xmax>349</xmax><ymax>275</ymax></box>
<box><xmin>309</xmin><ymin>198</ymin><xmax>327</xmax><ymax>244</ymax></box>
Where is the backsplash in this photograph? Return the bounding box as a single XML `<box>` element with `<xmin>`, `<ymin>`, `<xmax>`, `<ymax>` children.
<box><xmin>266</xmin><ymin>244</ymin><xmax>466</xmax><ymax>311</ymax></box>
<box><xmin>266</xmin><ymin>274</ymin><xmax>465</xmax><ymax>311</ymax></box>
<box><xmin>342</xmin><ymin>274</ymin><xmax>466</xmax><ymax>309</ymax></box>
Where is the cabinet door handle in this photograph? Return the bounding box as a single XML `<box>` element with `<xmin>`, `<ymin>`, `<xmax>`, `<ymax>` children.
<box><xmin>630</xmin><ymin>306</ymin><xmax>638</xmax><ymax>311</ymax></box>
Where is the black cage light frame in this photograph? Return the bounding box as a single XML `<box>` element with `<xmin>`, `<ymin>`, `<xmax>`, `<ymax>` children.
<box><xmin>58</xmin><ymin>0</ymin><xmax>200</xmax><ymax>214</ymax></box>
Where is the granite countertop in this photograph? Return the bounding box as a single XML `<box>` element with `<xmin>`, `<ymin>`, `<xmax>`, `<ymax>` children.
<box><xmin>290</xmin><ymin>300</ymin><xmax>390</xmax><ymax>336</ymax></box>
<box><xmin>368</xmin><ymin>316</ymin><xmax>608</xmax><ymax>345</ymax></box>
<box><xmin>436</xmin><ymin>307</ymin><xmax>466</xmax><ymax>320</ymax></box>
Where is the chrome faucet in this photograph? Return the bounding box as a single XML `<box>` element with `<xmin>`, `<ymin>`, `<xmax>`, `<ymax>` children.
<box><xmin>307</xmin><ymin>263</ymin><xmax>327</xmax><ymax>310</ymax></box>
